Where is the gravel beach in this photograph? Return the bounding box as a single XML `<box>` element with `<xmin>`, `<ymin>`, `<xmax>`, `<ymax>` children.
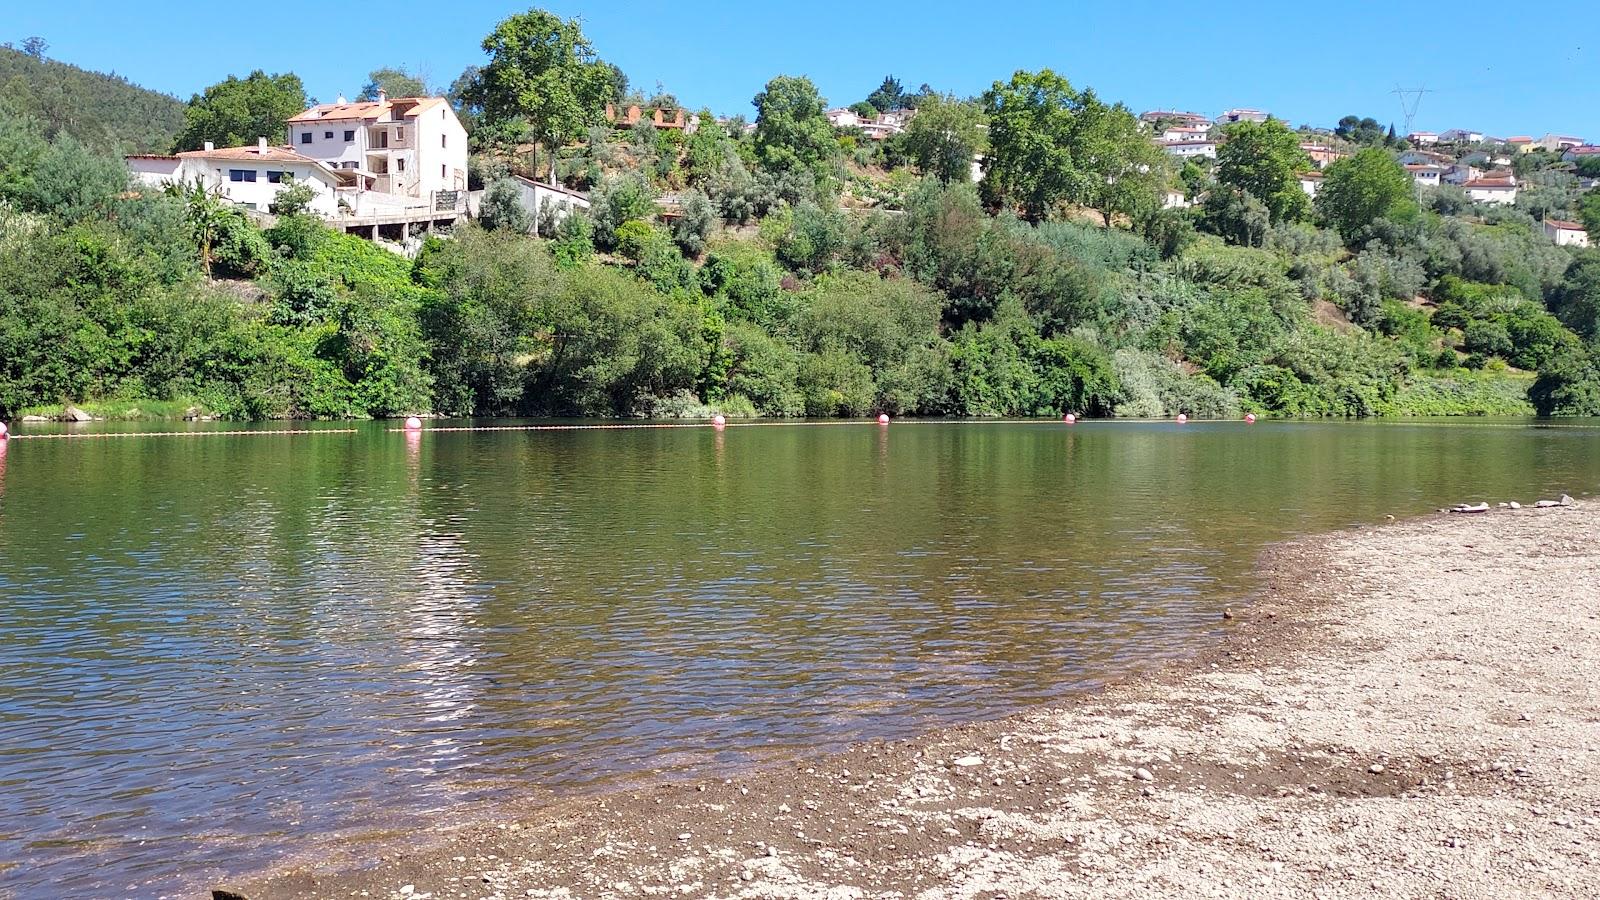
<box><xmin>227</xmin><ymin>503</ymin><xmax>1600</xmax><ymax>900</ymax></box>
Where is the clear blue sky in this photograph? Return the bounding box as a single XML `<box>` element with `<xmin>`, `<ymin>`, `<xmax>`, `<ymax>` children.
<box><xmin>9</xmin><ymin>0</ymin><xmax>1596</xmax><ymax>139</ymax></box>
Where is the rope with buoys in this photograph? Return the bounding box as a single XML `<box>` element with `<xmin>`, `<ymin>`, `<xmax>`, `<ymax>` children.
<box><xmin>2</xmin><ymin>428</ymin><xmax>359</xmax><ymax>440</ymax></box>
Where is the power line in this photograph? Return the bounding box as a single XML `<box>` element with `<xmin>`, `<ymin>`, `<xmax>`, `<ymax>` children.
<box><xmin>1392</xmin><ymin>85</ymin><xmax>1434</xmax><ymax>134</ymax></box>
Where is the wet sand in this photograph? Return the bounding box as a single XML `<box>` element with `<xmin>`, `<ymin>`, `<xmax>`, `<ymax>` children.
<box><xmin>226</xmin><ymin>503</ymin><xmax>1600</xmax><ymax>899</ymax></box>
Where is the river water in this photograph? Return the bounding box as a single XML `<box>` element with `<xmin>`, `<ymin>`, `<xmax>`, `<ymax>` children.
<box><xmin>1</xmin><ymin>418</ymin><xmax>1596</xmax><ymax>896</ymax></box>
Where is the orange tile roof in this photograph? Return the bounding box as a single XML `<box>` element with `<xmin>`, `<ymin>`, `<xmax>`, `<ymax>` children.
<box><xmin>1546</xmin><ymin>220</ymin><xmax>1584</xmax><ymax>230</ymax></box>
<box><xmin>287</xmin><ymin>96</ymin><xmax>446</xmax><ymax>123</ymax></box>
<box><xmin>175</xmin><ymin>144</ymin><xmax>323</xmax><ymax>164</ymax></box>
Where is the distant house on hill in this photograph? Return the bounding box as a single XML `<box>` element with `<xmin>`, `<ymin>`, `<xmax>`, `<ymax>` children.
<box><xmin>1216</xmin><ymin>108</ymin><xmax>1269</xmax><ymax>125</ymax></box>
<box><xmin>1399</xmin><ymin>149</ymin><xmax>1451</xmax><ymax>167</ymax></box>
<box><xmin>1462</xmin><ymin>174</ymin><xmax>1517</xmax><ymax>205</ymax></box>
<box><xmin>1504</xmin><ymin>136</ymin><xmax>1536</xmax><ymax>154</ymax></box>
<box><xmin>508</xmin><ymin>176</ymin><xmax>590</xmax><ymax>228</ymax></box>
<box><xmin>1439</xmin><ymin>128</ymin><xmax>1484</xmax><ymax>144</ymax></box>
<box><xmin>287</xmin><ymin>92</ymin><xmax>468</xmax><ymax>197</ymax></box>
<box><xmin>1405</xmin><ymin>164</ymin><xmax>1444</xmax><ymax>188</ymax></box>
<box><xmin>1141</xmin><ymin>110</ymin><xmax>1212</xmax><ymax>129</ymax></box>
<box><xmin>1407</xmin><ymin>131</ymin><xmax>1439</xmax><ymax>146</ymax></box>
<box><xmin>1300</xmin><ymin>143</ymin><xmax>1345</xmax><ymax>169</ymax></box>
<box><xmin>1543</xmin><ymin>219</ymin><xmax>1590</xmax><ymax>248</ymax></box>
<box><xmin>1563</xmin><ymin>145</ymin><xmax>1600</xmax><ymax>163</ymax></box>
<box><xmin>1162</xmin><ymin>139</ymin><xmax>1217</xmax><ymax>159</ymax></box>
<box><xmin>1443</xmin><ymin>163</ymin><xmax>1482</xmax><ymax>185</ymax></box>
<box><xmin>1537</xmin><ymin>133</ymin><xmax>1585</xmax><ymax>153</ymax></box>
<box><xmin>1297</xmin><ymin>171</ymin><xmax>1324</xmax><ymax>198</ymax></box>
<box><xmin>127</xmin><ymin>139</ymin><xmax>343</xmax><ymax>216</ymax></box>
<box><xmin>826</xmin><ymin>107</ymin><xmax>863</xmax><ymax>128</ymax></box>
<box><xmin>1159</xmin><ymin>125</ymin><xmax>1212</xmax><ymax>144</ymax></box>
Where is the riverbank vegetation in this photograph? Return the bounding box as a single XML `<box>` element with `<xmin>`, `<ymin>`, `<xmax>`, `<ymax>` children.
<box><xmin>2</xmin><ymin>13</ymin><xmax>1599</xmax><ymax>421</ymax></box>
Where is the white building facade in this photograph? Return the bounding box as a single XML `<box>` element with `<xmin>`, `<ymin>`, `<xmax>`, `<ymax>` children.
<box><xmin>126</xmin><ymin>140</ymin><xmax>342</xmax><ymax>216</ymax></box>
<box><xmin>286</xmin><ymin>94</ymin><xmax>468</xmax><ymax>199</ymax></box>
<box><xmin>1543</xmin><ymin>220</ymin><xmax>1590</xmax><ymax>248</ymax></box>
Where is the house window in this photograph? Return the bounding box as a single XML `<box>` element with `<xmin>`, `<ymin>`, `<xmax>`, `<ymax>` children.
<box><xmin>324</xmin><ymin>130</ymin><xmax>333</xmax><ymax>139</ymax></box>
<box><xmin>441</xmin><ymin>134</ymin><xmax>447</xmax><ymax>149</ymax></box>
<box><xmin>397</xmin><ymin>158</ymin><xmax>405</xmax><ymax>172</ymax></box>
<box><xmin>229</xmin><ymin>169</ymin><xmax>257</xmax><ymax>182</ymax></box>
<box><xmin>395</xmin><ymin>127</ymin><xmax>404</xmax><ymax>143</ymax></box>
<box><xmin>299</xmin><ymin>132</ymin><xmax>312</xmax><ymax>144</ymax></box>
<box><xmin>344</xmin><ymin>130</ymin><xmax>355</xmax><ymax>141</ymax></box>
<box><xmin>441</xmin><ymin>164</ymin><xmax>446</xmax><ymax>178</ymax></box>
<box><xmin>266</xmin><ymin>171</ymin><xmax>285</xmax><ymax>183</ymax></box>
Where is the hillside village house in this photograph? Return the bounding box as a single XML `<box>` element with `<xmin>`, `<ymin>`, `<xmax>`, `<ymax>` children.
<box><xmin>1163</xmin><ymin>140</ymin><xmax>1217</xmax><ymax>159</ymax></box>
<box><xmin>1159</xmin><ymin>125</ymin><xmax>1211</xmax><ymax>143</ymax></box>
<box><xmin>126</xmin><ymin>139</ymin><xmax>343</xmax><ymax>216</ymax></box>
<box><xmin>1407</xmin><ymin>131</ymin><xmax>1439</xmax><ymax>146</ymax></box>
<box><xmin>1443</xmin><ymin>163</ymin><xmax>1482</xmax><ymax>185</ymax></box>
<box><xmin>1297</xmin><ymin>171</ymin><xmax>1324</xmax><ymax>199</ymax></box>
<box><xmin>1439</xmin><ymin>129</ymin><xmax>1484</xmax><ymax>144</ymax></box>
<box><xmin>1505</xmin><ymin>136</ymin><xmax>1536</xmax><ymax>154</ymax></box>
<box><xmin>1399</xmin><ymin>149</ymin><xmax>1452</xmax><ymax>167</ymax></box>
<box><xmin>1140</xmin><ymin>110</ymin><xmax>1212</xmax><ymax>129</ymax></box>
<box><xmin>1405</xmin><ymin>163</ymin><xmax>1444</xmax><ymax>188</ymax></box>
<box><xmin>1563</xmin><ymin>146</ymin><xmax>1600</xmax><ymax>163</ymax></box>
<box><xmin>1537</xmin><ymin>133</ymin><xmax>1585</xmax><ymax>153</ymax></box>
<box><xmin>1216</xmin><ymin>108</ymin><xmax>1269</xmax><ymax>124</ymax></box>
<box><xmin>1300</xmin><ymin>143</ymin><xmax>1344</xmax><ymax>169</ymax></box>
<box><xmin>1462</xmin><ymin>174</ymin><xmax>1517</xmax><ymax>205</ymax></box>
<box><xmin>286</xmin><ymin>92</ymin><xmax>468</xmax><ymax>199</ymax></box>
<box><xmin>1543</xmin><ymin>219</ymin><xmax>1590</xmax><ymax>248</ymax></box>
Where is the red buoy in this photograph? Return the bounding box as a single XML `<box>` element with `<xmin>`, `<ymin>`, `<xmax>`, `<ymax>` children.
<box><xmin>1063</xmin><ymin>413</ymin><xmax>1077</xmax><ymax>424</ymax></box>
<box><xmin>403</xmin><ymin>416</ymin><xmax>423</xmax><ymax>431</ymax></box>
<box><xmin>1244</xmin><ymin>413</ymin><xmax>1257</xmax><ymax>424</ymax></box>
<box><xmin>1176</xmin><ymin>413</ymin><xmax>1188</xmax><ymax>424</ymax></box>
<box><xmin>712</xmin><ymin>414</ymin><xmax>727</xmax><ymax>428</ymax></box>
<box><xmin>0</xmin><ymin>421</ymin><xmax>8</xmax><ymax>439</ymax></box>
<box><xmin>877</xmin><ymin>413</ymin><xmax>891</xmax><ymax>424</ymax></box>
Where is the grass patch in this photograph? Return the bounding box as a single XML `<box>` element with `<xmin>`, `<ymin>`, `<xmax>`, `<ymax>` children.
<box><xmin>17</xmin><ymin>398</ymin><xmax>212</xmax><ymax>421</ymax></box>
<box><xmin>1378</xmin><ymin>370</ymin><xmax>1535</xmax><ymax>417</ymax></box>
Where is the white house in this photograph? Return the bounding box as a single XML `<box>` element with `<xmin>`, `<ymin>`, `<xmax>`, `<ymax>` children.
<box><xmin>1141</xmin><ymin>110</ymin><xmax>1212</xmax><ymax>129</ymax></box>
<box><xmin>1216</xmin><ymin>108</ymin><xmax>1269</xmax><ymax>124</ymax></box>
<box><xmin>1563</xmin><ymin>146</ymin><xmax>1600</xmax><ymax>163</ymax></box>
<box><xmin>1439</xmin><ymin>129</ymin><xmax>1484</xmax><ymax>144</ymax></box>
<box><xmin>1159</xmin><ymin>125</ymin><xmax>1211</xmax><ymax>144</ymax></box>
<box><xmin>1162</xmin><ymin>188</ymin><xmax>1191</xmax><ymax>209</ymax></box>
<box><xmin>507</xmin><ymin>176</ymin><xmax>591</xmax><ymax>228</ymax></box>
<box><xmin>1398</xmin><ymin>149</ymin><xmax>1451</xmax><ymax>167</ymax></box>
<box><xmin>1297</xmin><ymin>171</ymin><xmax>1324</xmax><ymax>198</ymax></box>
<box><xmin>1443</xmin><ymin>164</ymin><xmax>1482</xmax><ymax>185</ymax></box>
<box><xmin>1163</xmin><ymin>140</ymin><xmax>1217</xmax><ymax>159</ymax></box>
<box><xmin>1463</xmin><ymin>176</ymin><xmax>1517</xmax><ymax>205</ymax></box>
<box><xmin>286</xmin><ymin>92</ymin><xmax>468</xmax><ymax>200</ymax></box>
<box><xmin>126</xmin><ymin>139</ymin><xmax>343</xmax><ymax>216</ymax></box>
<box><xmin>1407</xmin><ymin>131</ymin><xmax>1439</xmax><ymax>146</ymax></box>
<box><xmin>1405</xmin><ymin>164</ymin><xmax>1444</xmax><ymax>188</ymax></box>
<box><xmin>1543</xmin><ymin>219</ymin><xmax>1590</xmax><ymax>248</ymax></box>
<box><xmin>826</xmin><ymin>107</ymin><xmax>863</xmax><ymax>129</ymax></box>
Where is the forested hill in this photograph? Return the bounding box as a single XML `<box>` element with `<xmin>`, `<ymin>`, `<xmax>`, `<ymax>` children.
<box><xmin>0</xmin><ymin>45</ymin><xmax>184</xmax><ymax>153</ymax></box>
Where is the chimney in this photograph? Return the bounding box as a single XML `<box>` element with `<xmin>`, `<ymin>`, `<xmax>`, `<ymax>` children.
<box><xmin>377</xmin><ymin>88</ymin><xmax>387</xmax><ymax>102</ymax></box>
<box><xmin>258</xmin><ymin>136</ymin><xmax>268</xmax><ymax>152</ymax></box>
<box><xmin>204</xmin><ymin>141</ymin><xmax>214</xmax><ymax>152</ymax></box>
<box><xmin>336</xmin><ymin>93</ymin><xmax>347</xmax><ymax>105</ymax></box>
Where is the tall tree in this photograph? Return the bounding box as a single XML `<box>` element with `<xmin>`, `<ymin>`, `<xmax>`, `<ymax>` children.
<box><xmin>1315</xmin><ymin>147</ymin><xmax>1414</xmax><ymax>242</ymax></box>
<box><xmin>900</xmin><ymin>94</ymin><xmax>986</xmax><ymax>183</ymax></box>
<box><xmin>1215</xmin><ymin>118</ymin><xmax>1311</xmax><ymax>223</ymax></box>
<box><xmin>980</xmin><ymin>69</ymin><xmax>1084</xmax><ymax>221</ymax></box>
<box><xmin>1069</xmin><ymin>89</ymin><xmax>1167</xmax><ymax>227</ymax></box>
<box><xmin>472</xmin><ymin>8</ymin><xmax>619</xmax><ymax>184</ymax></box>
<box><xmin>866</xmin><ymin>75</ymin><xmax>905</xmax><ymax>113</ymax></box>
<box><xmin>1578</xmin><ymin>189</ymin><xmax>1600</xmax><ymax>239</ymax></box>
<box><xmin>173</xmin><ymin>70</ymin><xmax>307</xmax><ymax>151</ymax></box>
<box><xmin>752</xmin><ymin>75</ymin><xmax>838</xmax><ymax>183</ymax></box>
<box><xmin>358</xmin><ymin>67</ymin><xmax>427</xmax><ymax>101</ymax></box>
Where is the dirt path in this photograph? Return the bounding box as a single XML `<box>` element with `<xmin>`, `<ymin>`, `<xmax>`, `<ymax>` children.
<box><xmin>227</xmin><ymin>505</ymin><xmax>1600</xmax><ymax>900</ymax></box>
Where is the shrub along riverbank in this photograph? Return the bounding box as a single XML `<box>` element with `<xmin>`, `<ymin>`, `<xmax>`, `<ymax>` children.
<box><xmin>3</xmin><ymin>102</ymin><xmax>1599</xmax><ymax>422</ymax></box>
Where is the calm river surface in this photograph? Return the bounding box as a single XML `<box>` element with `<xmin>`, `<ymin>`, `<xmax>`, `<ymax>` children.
<box><xmin>1</xmin><ymin>418</ymin><xmax>1597</xmax><ymax>896</ymax></box>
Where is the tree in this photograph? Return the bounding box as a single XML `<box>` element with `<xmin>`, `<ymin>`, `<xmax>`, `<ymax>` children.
<box><xmin>848</xmin><ymin>101</ymin><xmax>877</xmax><ymax>119</ymax></box>
<box><xmin>1070</xmin><ymin>90</ymin><xmax>1166</xmax><ymax>227</ymax></box>
<box><xmin>1215</xmin><ymin>118</ymin><xmax>1310</xmax><ymax>223</ymax></box>
<box><xmin>358</xmin><ymin>67</ymin><xmax>427</xmax><ymax>101</ymax></box>
<box><xmin>1553</xmin><ymin>250</ymin><xmax>1600</xmax><ymax>338</ymax></box>
<box><xmin>900</xmin><ymin>94</ymin><xmax>985</xmax><ymax>183</ymax></box>
<box><xmin>1579</xmin><ymin>189</ymin><xmax>1600</xmax><ymax>239</ymax></box>
<box><xmin>479</xmin><ymin>178</ymin><xmax>532</xmax><ymax>234</ymax></box>
<box><xmin>267</xmin><ymin>178</ymin><xmax>317</xmax><ymax>216</ymax></box>
<box><xmin>980</xmin><ymin>69</ymin><xmax>1084</xmax><ymax>221</ymax></box>
<box><xmin>866</xmin><ymin>76</ymin><xmax>905</xmax><ymax>113</ymax></box>
<box><xmin>21</xmin><ymin>37</ymin><xmax>47</xmax><ymax>59</ymax></box>
<box><xmin>176</xmin><ymin>179</ymin><xmax>231</xmax><ymax>277</ymax></box>
<box><xmin>472</xmin><ymin>9</ymin><xmax>619</xmax><ymax>184</ymax></box>
<box><xmin>1334</xmin><ymin>115</ymin><xmax>1385</xmax><ymax>145</ymax></box>
<box><xmin>1315</xmin><ymin>147</ymin><xmax>1414</xmax><ymax>242</ymax></box>
<box><xmin>752</xmin><ymin>75</ymin><xmax>838</xmax><ymax>183</ymax></box>
<box><xmin>173</xmin><ymin>70</ymin><xmax>308</xmax><ymax>152</ymax></box>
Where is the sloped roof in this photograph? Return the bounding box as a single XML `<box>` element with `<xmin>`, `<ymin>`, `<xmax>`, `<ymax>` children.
<box><xmin>1545</xmin><ymin>220</ymin><xmax>1585</xmax><ymax>231</ymax></box>
<box><xmin>176</xmin><ymin>144</ymin><xmax>323</xmax><ymax>164</ymax></box>
<box><xmin>287</xmin><ymin>96</ymin><xmax>447</xmax><ymax>123</ymax></box>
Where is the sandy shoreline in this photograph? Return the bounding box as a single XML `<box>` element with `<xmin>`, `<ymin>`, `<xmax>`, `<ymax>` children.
<box><xmin>226</xmin><ymin>504</ymin><xmax>1600</xmax><ymax>900</ymax></box>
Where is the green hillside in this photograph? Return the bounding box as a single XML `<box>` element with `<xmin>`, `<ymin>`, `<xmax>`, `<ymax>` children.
<box><xmin>0</xmin><ymin>45</ymin><xmax>184</xmax><ymax>153</ymax></box>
